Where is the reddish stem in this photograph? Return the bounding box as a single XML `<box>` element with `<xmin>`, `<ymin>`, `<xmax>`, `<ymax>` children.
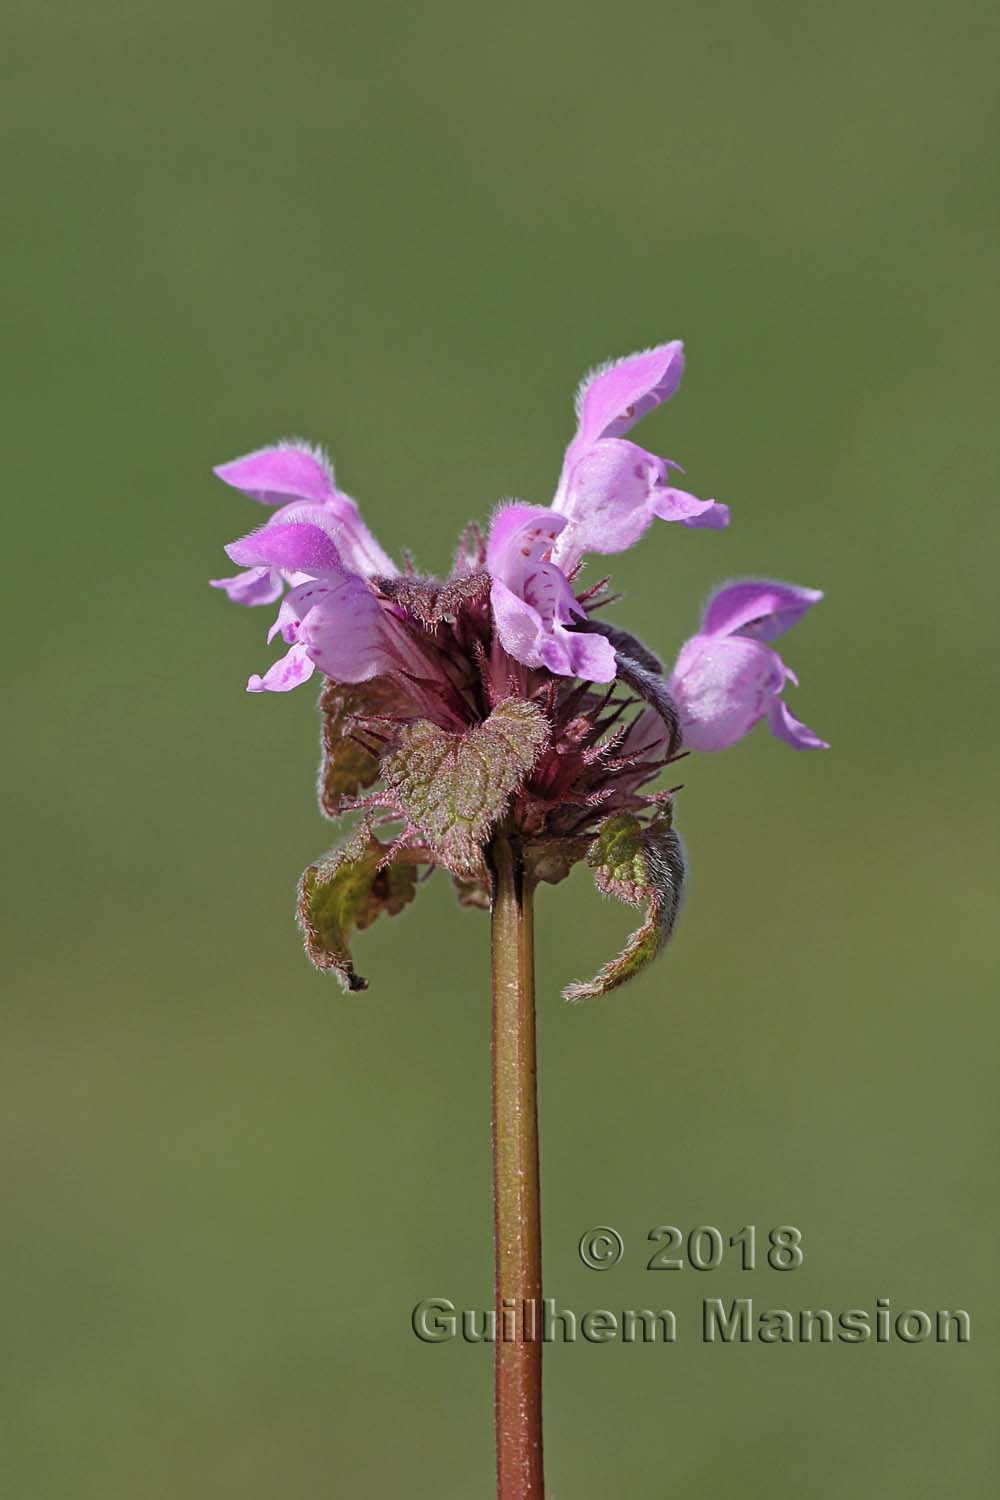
<box><xmin>490</xmin><ymin>835</ymin><xmax>544</xmax><ymax>1500</ymax></box>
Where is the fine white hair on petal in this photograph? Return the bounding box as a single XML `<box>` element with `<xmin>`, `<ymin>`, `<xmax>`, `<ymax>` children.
<box><xmin>571</xmin><ymin>344</ymin><xmax>674</xmax><ymax>423</ymax></box>
<box><xmin>699</xmin><ymin>576</ymin><xmax>824</xmax><ymax>632</ymax></box>
<box><xmin>276</xmin><ymin>437</ymin><xmax>336</xmax><ymax>484</ymax></box>
<box><xmin>266</xmin><ymin>501</ymin><xmax>343</xmax><ymax>545</ymax></box>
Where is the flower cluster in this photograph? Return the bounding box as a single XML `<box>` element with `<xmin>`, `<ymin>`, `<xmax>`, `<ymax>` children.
<box><xmin>211</xmin><ymin>342</ymin><xmax>825</xmax><ymax>995</ymax></box>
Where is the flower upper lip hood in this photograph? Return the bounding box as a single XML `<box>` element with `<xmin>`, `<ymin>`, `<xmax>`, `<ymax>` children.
<box><xmin>210</xmin><ymin>440</ymin><xmax>397</xmax><ymax>602</ymax></box>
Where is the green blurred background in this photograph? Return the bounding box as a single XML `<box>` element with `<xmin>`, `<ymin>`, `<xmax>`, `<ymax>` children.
<box><xmin>3</xmin><ymin>1</ymin><xmax>997</xmax><ymax>1494</ymax></box>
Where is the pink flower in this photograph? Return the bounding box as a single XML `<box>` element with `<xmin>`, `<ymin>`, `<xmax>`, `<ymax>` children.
<box><xmin>668</xmin><ymin>581</ymin><xmax>827</xmax><ymax>751</ymax></box>
<box><xmin>550</xmin><ymin>342</ymin><xmax>729</xmax><ymax>575</ymax></box>
<box><xmin>224</xmin><ymin>513</ymin><xmax>397</xmax><ymax>693</ymax></box>
<box><xmin>486</xmin><ymin>504</ymin><xmax>617</xmax><ymax>682</ymax></box>
<box><xmin>209</xmin><ymin>441</ymin><xmax>396</xmax><ymax>612</ymax></box>
<box><xmin>482</xmin><ymin>342</ymin><xmax>728</xmax><ymax>680</ymax></box>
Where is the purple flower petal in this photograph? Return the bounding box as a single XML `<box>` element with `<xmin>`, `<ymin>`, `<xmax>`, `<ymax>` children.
<box><xmin>574</xmin><ymin>342</ymin><xmax>685</xmax><ymax>443</ymax></box>
<box><xmin>299</xmin><ymin>579</ymin><xmax>393</xmax><ymax>683</ymax></box>
<box><xmin>522</xmin><ymin>560</ymin><xmax>581</xmax><ymax>626</ymax></box>
<box><xmin>322</xmin><ymin>492</ymin><xmax>397</xmax><ymax>577</ymax></box>
<box><xmin>677</xmin><ymin>499</ymin><xmax>731</xmax><ymax>530</ymax></box>
<box><xmin>552</xmin><ymin>439</ymin><xmax>676</xmax><ymax>568</ymax></box>
<box><xmin>547</xmin><ymin>342</ymin><xmax>728</xmax><ymax>570</ymax></box>
<box><xmin>209</xmin><ymin>567</ymin><xmax>284</xmax><ymax>607</ymax></box>
<box><xmin>767</xmin><ymin>697</ymin><xmax>829</xmax><ymax>750</ymax></box>
<box><xmin>491</xmin><ymin>577</ymin><xmax>549</xmax><ymax>669</ymax></box>
<box><xmin>651</xmin><ymin>487</ymin><xmax>729</xmax><ymax>527</ymax></box>
<box><xmin>668</xmin><ymin>635</ymin><xmax>786</xmax><ymax>752</ymax></box>
<box><xmin>215</xmin><ymin>442</ymin><xmax>335</xmax><ymax>506</ymax></box>
<box><xmin>486</xmin><ymin>503</ymin><xmax>567</xmax><ymax>587</ymax></box>
<box><xmin>225</xmin><ymin>521</ymin><xmax>347</xmax><ymax>577</ymax></box>
<box><xmin>490</xmin><ymin>576</ymin><xmax>616</xmax><ymax>682</ymax></box>
<box><xmin>266</xmin><ymin>594</ymin><xmax>307</xmax><ymax>645</ymax></box>
<box><xmin>703</xmin><ymin>580</ymin><xmax>823</xmax><ymax>641</ymax></box>
<box><xmin>247</xmin><ymin>641</ymin><xmax>317</xmax><ymax>693</ymax></box>
<box><xmin>559</xmin><ymin>628</ymin><xmax>617</xmax><ymax>683</ymax></box>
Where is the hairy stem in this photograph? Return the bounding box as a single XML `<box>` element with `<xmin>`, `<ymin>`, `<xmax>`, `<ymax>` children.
<box><xmin>490</xmin><ymin>835</ymin><xmax>544</xmax><ymax>1500</ymax></box>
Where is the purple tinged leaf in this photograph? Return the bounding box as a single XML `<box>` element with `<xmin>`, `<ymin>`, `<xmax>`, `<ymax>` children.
<box><xmin>376</xmin><ymin>570</ymin><xmax>493</xmax><ymax>625</ymax></box>
<box><xmin>318</xmin><ymin>676</ymin><xmax>409</xmax><ymax>819</ymax></box>
<box><xmin>384</xmin><ymin>699</ymin><xmax>550</xmax><ymax>878</ymax></box>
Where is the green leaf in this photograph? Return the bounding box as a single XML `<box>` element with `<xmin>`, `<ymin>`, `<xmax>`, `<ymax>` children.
<box><xmin>384</xmin><ymin>698</ymin><xmax>550</xmax><ymax>878</ymax></box>
<box><xmin>297</xmin><ymin>826</ymin><xmax>422</xmax><ymax>991</ymax></box>
<box><xmin>563</xmin><ymin>811</ymin><xmax>685</xmax><ymax>1002</ymax></box>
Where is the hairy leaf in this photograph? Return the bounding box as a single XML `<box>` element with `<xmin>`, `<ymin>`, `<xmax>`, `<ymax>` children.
<box><xmin>563</xmin><ymin>811</ymin><xmax>685</xmax><ymax>1001</ymax></box>
<box><xmin>318</xmin><ymin>677</ymin><xmax>403</xmax><ymax>818</ymax></box>
<box><xmin>385</xmin><ymin>699</ymin><xmax>550</xmax><ymax>877</ymax></box>
<box><xmin>297</xmin><ymin>827</ymin><xmax>422</xmax><ymax>991</ymax></box>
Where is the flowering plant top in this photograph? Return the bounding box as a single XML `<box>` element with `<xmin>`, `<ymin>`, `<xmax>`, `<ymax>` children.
<box><xmin>211</xmin><ymin>341</ymin><xmax>826</xmax><ymax>995</ymax></box>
